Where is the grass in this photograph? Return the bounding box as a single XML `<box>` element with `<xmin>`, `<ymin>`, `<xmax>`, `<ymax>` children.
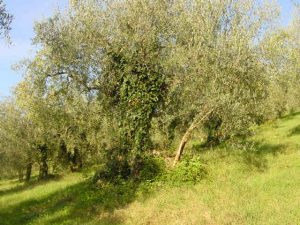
<box><xmin>1</xmin><ymin>113</ymin><xmax>300</xmax><ymax>225</ymax></box>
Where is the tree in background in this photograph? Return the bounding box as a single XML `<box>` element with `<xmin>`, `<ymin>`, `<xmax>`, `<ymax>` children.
<box><xmin>261</xmin><ymin>6</ymin><xmax>300</xmax><ymax>119</ymax></box>
<box><xmin>0</xmin><ymin>99</ymin><xmax>33</xmax><ymax>181</ymax></box>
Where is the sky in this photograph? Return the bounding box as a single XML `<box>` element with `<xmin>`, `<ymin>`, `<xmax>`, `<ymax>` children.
<box><xmin>0</xmin><ymin>0</ymin><xmax>68</xmax><ymax>98</ymax></box>
<box><xmin>0</xmin><ymin>0</ymin><xmax>297</xmax><ymax>98</ymax></box>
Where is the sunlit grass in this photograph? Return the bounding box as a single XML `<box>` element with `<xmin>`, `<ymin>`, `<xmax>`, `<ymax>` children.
<box><xmin>118</xmin><ymin>113</ymin><xmax>300</xmax><ymax>225</ymax></box>
<box><xmin>0</xmin><ymin>174</ymin><xmax>84</xmax><ymax>209</ymax></box>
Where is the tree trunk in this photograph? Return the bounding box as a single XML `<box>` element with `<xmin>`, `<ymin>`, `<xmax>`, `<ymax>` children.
<box><xmin>39</xmin><ymin>160</ymin><xmax>48</xmax><ymax>180</ymax></box>
<box><xmin>18</xmin><ymin>168</ymin><xmax>24</xmax><ymax>182</ymax></box>
<box><xmin>173</xmin><ymin>109</ymin><xmax>214</xmax><ymax>166</ymax></box>
<box><xmin>38</xmin><ymin>145</ymin><xmax>49</xmax><ymax>180</ymax></box>
<box><xmin>25</xmin><ymin>163</ymin><xmax>32</xmax><ymax>182</ymax></box>
<box><xmin>69</xmin><ymin>148</ymin><xmax>83</xmax><ymax>172</ymax></box>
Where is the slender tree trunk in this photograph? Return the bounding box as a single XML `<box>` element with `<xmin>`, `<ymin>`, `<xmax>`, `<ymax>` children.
<box><xmin>39</xmin><ymin>160</ymin><xmax>48</xmax><ymax>180</ymax></box>
<box><xmin>69</xmin><ymin>148</ymin><xmax>83</xmax><ymax>172</ymax></box>
<box><xmin>173</xmin><ymin>109</ymin><xmax>214</xmax><ymax>166</ymax></box>
<box><xmin>38</xmin><ymin>145</ymin><xmax>49</xmax><ymax>180</ymax></box>
<box><xmin>18</xmin><ymin>168</ymin><xmax>24</xmax><ymax>182</ymax></box>
<box><xmin>25</xmin><ymin>163</ymin><xmax>32</xmax><ymax>182</ymax></box>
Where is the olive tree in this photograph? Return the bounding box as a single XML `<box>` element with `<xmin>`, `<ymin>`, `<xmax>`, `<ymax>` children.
<box><xmin>261</xmin><ymin>6</ymin><xmax>300</xmax><ymax>119</ymax></box>
<box><xmin>0</xmin><ymin>99</ymin><xmax>34</xmax><ymax>181</ymax></box>
<box><xmin>22</xmin><ymin>0</ymin><xmax>173</xmax><ymax>176</ymax></box>
<box><xmin>152</xmin><ymin>0</ymin><xmax>279</xmax><ymax>164</ymax></box>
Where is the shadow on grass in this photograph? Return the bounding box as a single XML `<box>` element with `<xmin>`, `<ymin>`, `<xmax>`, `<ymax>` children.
<box><xmin>190</xmin><ymin>135</ymin><xmax>288</xmax><ymax>172</ymax></box>
<box><xmin>241</xmin><ymin>141</ymin><xmax>286</xmax><ymax>171</ymax></box>
<box><xmin>0</xmin><ymin>178</ymin><xmax>144</xmax><ymax>225</ymax></box>
<box><xmin>288</xmin><ymin>125</ymin><xmax>300</xmax><ymax>137</ymax></box>
<box><xmin>191</xmin><ymin>143</ymin><xmax>207</xmax><ymax>153</ymax></box>
<box><xmin>0</xmin><ymin>175</ymin><xmax>62</xmax><ymax>197</ymax></box>
<box><xmin>281</xmin><ymin>111</ymin><xmax>300</xmax><ymax>121</ymax></box>
<box><xmin>191</xmin><ymin>142</ymin><xmax>221</xmax><ymax>153</ymax></box>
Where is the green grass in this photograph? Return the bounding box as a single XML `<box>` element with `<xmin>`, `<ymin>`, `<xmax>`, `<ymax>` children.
<box><xmin>1</xmin><ymin>113</ymin><xmax>300</xmax><ymax>225</ymax></box>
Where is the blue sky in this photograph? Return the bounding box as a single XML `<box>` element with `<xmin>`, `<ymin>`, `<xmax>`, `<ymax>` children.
<box><xmin>0</xmin><ymin>0</ymin><xmax>297</xmax><ymax>98</ymax></box>
<box><xmin>0</xmin><ymin>0</ymin><xmax>68</xmax><ymax>98</ymax></box>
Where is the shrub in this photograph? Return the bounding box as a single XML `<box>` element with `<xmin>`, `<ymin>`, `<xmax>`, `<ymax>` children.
<box><xmin>93</xmin><ymin>155</ymin><xmax>165</xmax><ymax>183</ymax></box>
<box><xmin>138</xmin><ymin>156</ymin><xmax>166</xmax><ymax>182</ymax></box>
<box><xmin>165</xmin><ymin>156</ymin><xmax>207</xmax><ymax>185</ymax></box>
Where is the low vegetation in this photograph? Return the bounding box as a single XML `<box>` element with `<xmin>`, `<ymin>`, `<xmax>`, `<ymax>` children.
<box><xmin>1</xmin><ymin>112</ymin><xmax>300</xmax><ymax>225</ymax></box>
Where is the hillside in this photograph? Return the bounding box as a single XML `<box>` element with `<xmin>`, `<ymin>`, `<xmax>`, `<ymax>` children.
<box><xmin>1</xmin><ymin>113</ymin><xmax>300</xmax><ymax>225</ymax></box>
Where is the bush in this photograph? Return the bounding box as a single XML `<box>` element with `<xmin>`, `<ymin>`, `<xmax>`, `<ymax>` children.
<box><xmin>92</xmin><ymin>153</ymin><xmax>131</xmax><ymax>183</ymax></box>
<box><xmin>165</xmin><ymin>156</ymin><xmax>207</xmax><ymax>185</ymax></box>
<box><xmin>138</xmin><ymin>156</ymin><xmax>166</xmax><ymax>182</ymax></box>
<box><xmin>93</xmin><ymin>155</ymin><xmax>165</xmax><ymax>183</ymax></box>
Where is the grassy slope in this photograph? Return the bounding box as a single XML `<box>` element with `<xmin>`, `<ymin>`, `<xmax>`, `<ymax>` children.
<box><xmin>1</xmin><ymin>113</ymin><xmax>300</xmax><ymax>225</ymax></box>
